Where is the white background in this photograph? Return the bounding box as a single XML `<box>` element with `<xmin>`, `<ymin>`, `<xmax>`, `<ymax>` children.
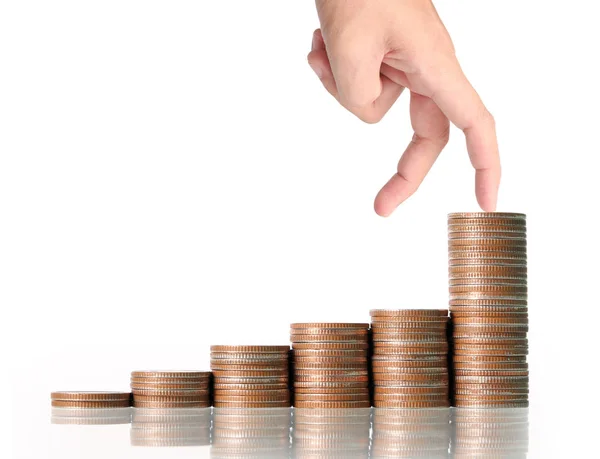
<box><xmin>2</xmin><ymin>1</ymin><xmax>599</xmax><ymax>457</ymax></box>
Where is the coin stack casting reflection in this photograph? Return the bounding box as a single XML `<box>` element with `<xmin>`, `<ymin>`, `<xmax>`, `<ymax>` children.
<box><xmin>370</xmin><ymin>310</ymin><xmax>450</xmax><ymax>408</ymax></box>
<box><xmin>50</xmin><ymin>391</ymin><xmax>131</xmax><ymax>409</ymax></box>
<box><xmin>130</xmin><ymin>371</ymin><xmax>211</xmax><ymax>408</ymax></box>
<box><xmin>293</xmin><ymin>408</ymin><xmax>371</xmax><ymax>458</ymax></box>
<box><xmin>131</xmin><ymin>407</ymin><xmax>211</xmax><ymax>447</ymax></box>
<box><xmin>210</xmin><ymin>345</ymin><xmax>291</xmax><ymax>408</ymax></box>
<box><xmin>290</xmin><ymin>323</ymin><xmax>371</xmax><ymax>408</ymax></box>
<box><xmin>211</xmin><ymin>408</ymin><xmax>291</xmax><ymax>458</ymax></box>
<box><xmin>448</xmin><ymin>212</ymin><xmax>529</xmax><ymax>407</ymax></box>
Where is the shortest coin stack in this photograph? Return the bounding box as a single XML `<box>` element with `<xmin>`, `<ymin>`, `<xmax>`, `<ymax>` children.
<box><xmin>290</xmin><ymin>323</ymin><xmax>371</xmax><ymax>408</ymax></box>
<box><xmin>370</xmin><ymin>310</ymin><xmax>450</xmax><ymax>408</ymax></box>
<box><xmin>50</xmin><ymin>391</ymin><xmax>132</xmax><ymax>409</ymax></box>
<box><xmin>210</xmin><ymin>345</ymin><xmax>291</xmax><ymax>408</ymax></box>
<box><xmin>130</xmin><ymin>371</ymin><xmax>211</xmax><ymax>408</ymax></box>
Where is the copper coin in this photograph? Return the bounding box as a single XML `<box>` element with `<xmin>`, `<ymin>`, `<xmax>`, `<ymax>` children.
<box><xmin>451</xmin><ymin>312</ymin><xmax>528</xmax><ymax>320</ymax></box>
<box><xmin>372</xmin><ymin>335</ymin><xmax>449</xmax><ymax>344</ymax></box>
<box><xmin>454</xmin><ymin>369</ymin><xmax>529</xmax><ymax>377</ymax></box>
<box><xmin>454</xmin><ymin>387</ymin><xmax>528</xmax><ymax>396</ymax></box>
<box><xmin>131</xmin><ymin>371</ymin><xmax>211</xmax><ymax>379</ymax></box>
<box><xmin>453</xmin><ymin>361</ymin><xmax>528</xmax><ymax>370</ymax></box>
<box><xmin>449</xmin><ymin>286</ymin><xmax>528</xmax><ymax>296</ymax></box>
<box><xmin>293</xmin><ymin>369</ymin><xmax>368</xmax><ymax>376</ymax></box>
<box><xmin>453</xmin><ymin>316</ymin><xmax>528</xmax><ymax>325</ymax></box>
<box><xmin>213</xmin><ymin>382</ymin><xmax>289</xmax><ymax>390</ymax></box>
<box><xmin>293</xmin><ymin>381</ymin><xmax>368</xmax><ymax>389</ymax></box>
<box><xmin>133</xmin><ymin>394</ymin><xmax>210</xmax><ymax>402</ymax></box>
<box><xmin>374</xmin><ymin>386</ymin><xmax>448</xmax><ymax>395</ymax></box>
<box><xmin>448</xmin><ymin>223</ymin><xmax>526</xmax><ymax>232</ymax></box>
<box><xmin>370</xmin><ymin>331</ymin><xmax>447</xmax><ymax>340</ymax></box>
<box><xmin>293</xmin><ymin>400</ymin><xmax>371</xmax><ymax>408</ymax></box>
<box><xmin>293</xmin><ymin>387</ymin><xmax>369</xmax><ymax>394</ymax></box>
<box><xmin>213</xmin><ymin>395</ymin><xmax>290</xmax><ymax>403</ymax></box>
<box><xmin>371</xmin><ymin>316</ymin><xmax>449</xmax><ymax>323</ymax></box>
<box><xmin>371</xmin><ymin>366</ymin><xmax>448</xmax><ymax>374</ymax></box>
<box><xmin>371</xmin><ymin>322</ymin><xmax>447</xmax><ymax>330</ymax></box>
<box><xmin>292</xmin><ymin>342</ymin><xmax>369</xmax><ymax>350</ymax></box>
<box><xmin>372</xmin><ymin>347</ymin><xmax>448</xmax><ymax>356</ymax></box>
<box><xmin>453</xmin><ymin>326</ymin><xmax>529</xmax><ymax>335</ymax></box>
<box><xmin>453</xmin><ymin>400</ymin><xmax>529</xmax><ymax>408</ymax></box>
<box><xmin>211</xmin><ymin>363</ymin><xmax>288</xmax><ymax>371</ymax></box>
<box><xmin>51</xmin><ymin>400</ymin><xmax>131</xmax><ymax>408</ymax></box>
<box><xmin>131</xmin><ymin>389</ymin><xmax>209</xmax><ymax>396</ymax></box>
<box><xmin>213</xmin><ymin>401</ymin><xmax>291</xmax><ymax>408</ymax></box>
<box><xmin>448</xmin><ymin>238</ymin><xmax>527</xmax><ymax>248</ymax></box>
<box><xmin>212</xmin><ymin>369</ymin><xmax>288</xmax><ymax>378</ymax></box>
<box><xmin>373</xmin><ymin>373</ymin><xmax>448</xmax><ymax>382</ymax></box>
<box><xmin>210</xmin><ymin>345</ymin><xmax>290</xmax><ymax>353</ymax></box>
<box><xmin>449</xmin><ymin>278</ymin><xmax>527</xmax><ymax>287</ymax></box>
<box><xmin>213</xmin><ymin>387</ymin><xmax>289</xmax><ymax>395</ymax></box>
<box><xmin>50</xmin><ymin>391</ymin><xmax>131</xmax><ymax>401</ymax></box>
<box><xmin>294</xmin><ymin>375</ymin><xmax>369</xmax><ymax>382</ymax></box>
<box><xmin>290</xmin><ymin>327</ymin><xmax>370</xmax><ymax>335</ymax></box>
<box><xmin>370</xmin><ymin>309</ymin><xmax>448</xmax><ymax>317</ymax></box>
<box><xmin>374</xmin><ymin>400</ymin><xmax>449</xmax><ymax>408</ymax></box>
<box><xmin>452</xmin><ymin>354</ymin><xmax>526</xmax><ymax>363</ymax></box>
<box><xmin>373</xmin><ymin>393</ymin><xmax>449</xmax><ymax>401</ymax></box>
<box><xmin>373</xmin><ymin>341</ymin><xmax>448</xmax><ymax>349</ymax></box>
<box><xmin>452</xmin><ymin>331</ymin><xmax>528</xmax><ymax>339</ymax></box>
<box><xmin>290</xmin><ymin>334</ymin><xmax>369</xmax><ymax>343</ymax></box>
<box><xmin>453</xmin><ymin>349</ymin><xmax>528</xmax><ymax>357</ymax></box>
<box><xmin>454</xmin><ymin>383</ymin><xmax>528</xmax><ymax>391</ymax></box>
<box><xmin>213</xmin><ymin>376</ymin><xmax>288</xmax><ymax>384</ymax></box>
<box><xmin>293</xmin><ymin>393</ymin><xmax>370</xmax><ymax>402</ymax></box>
<box><xmin>130</xmin><ymin>382</ymin><xmax>210</xmax><ymax>391</ymax></box>
<box><xmin>371</xmin><ymin>359</ymin><xmax>447</xmax><ymax>368</ymax></box>
<box><xmin>447</xmin><ymin>212</ymin><xmax>526</xmax><ymax>220</ymax></box>
<box><xmin>293</xmin><ymin>363</ymin><xmax>367</xmax><ymax>371</ymax></box>
<box><xmin>454</xmin><ymin>375</ymin><xmax>528</xmax><ymax>383</ymax></box>
<box><xmin>290</xmin><ymin>323</ymin><xmax>369</xmax><ymax>330</ymax></box>
<box><xmin>292</xmin><ymin>349</ymin><xmax>367</xmax><ymax>357</ymax></box>
<box><xmin>210</xmin><ymin>352</ymin><xmax>289</xmax><ymax>361</ymax></box>
<box><xmin>293</xmin><ymin>356</ymin><xmax>368</xmax><ymax>364</ymax></box>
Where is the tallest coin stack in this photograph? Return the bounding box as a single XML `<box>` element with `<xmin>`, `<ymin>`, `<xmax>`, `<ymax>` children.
<box><xmin>448</xmin><ymin>212</ymin><xmax>528</xmax><ymax>407</ymax></box>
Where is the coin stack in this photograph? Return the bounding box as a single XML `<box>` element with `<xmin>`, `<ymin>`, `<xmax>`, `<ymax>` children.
<box><xmin>371</xmin><ymin>408</ymin><xmax>451</xmax><ymax>458</ymax></box>
<box><xmin>292</xmin><ymin>408</ymin><xmax>371</xmax><ymax>458</ymax></box>
<box><xmin>369</xmin><ymin>310</ymin><xmax>450</xmax><ymax>408</ymax></box>
<box><xmin>211</xmin><ymin>407</ymin><xmax>292</xmax><ymax>458</ymax></box>
<box><xmin>451</xmin><ymin>408</ymin><xmax>529</xmax><ymax>457</ymax></box>
<box><xmin>130</xmin><ymin>371</ymin><xmax>211</xmax><ymax>408</ymax></box>
<box><xmin>448</xmin><ymin>212</ymin><xmax>528</xmax><ymax>408</ymax></box>
<box><xmin>131</xmin><ymin>407</ymin><xmax>211</xmax><ymax>447</ymax></box>
<box><xmin>290</xmin><ymin>323</ymin><xmax>371</xmax><ymax>408</ymax></box>
<box><xmin>210</xmin><ymin>345</ymin><xmax>291</xmax><ymax>408</ymax></box>
<box><xmin>50</xmin><ymin>391</ymin><xmax>131</xmax><ymax>409</ymax></box>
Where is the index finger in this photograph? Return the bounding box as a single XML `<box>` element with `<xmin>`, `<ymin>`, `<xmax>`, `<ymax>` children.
<box><xmin>428</xmin><ymin>61</ymin><xmax>500</xmax><ymax>211</ymax></box>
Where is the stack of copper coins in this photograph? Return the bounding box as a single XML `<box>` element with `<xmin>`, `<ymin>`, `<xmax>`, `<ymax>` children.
<box><xmin>369</xmin><ymin>310</ymin><xmax>450</xmax><ymax>408</ymax></box>
<box><xmin>448</xmin><ymin>212</ymin><xmax>528</xmax><ymax>408</ymax></box>
<box><xmin>130</xmin><ymin>371</ymin><xmax>211</xmax><ymax>408</ymax></box>
<box><xmin>131</xmin><ymin>407</ymin><xmax>211</xmax><ymax>447</ymax></box>
<box><xmin>50</xmin><ymin>391</ymin><xmax>131</xmax><ymax>409</ymax></box>
<box><xmin>210</xmin><ymin>345</ymin><xmax>291</xmax><ymax>408</ymax></box>
<box><xmin>211</xmin><ymin>408</ymin><xmax>292</xmax><ymax>458</ymax></box>
<box><xmin>292</xmin><ymin>408</ymin><xmax>371</xmax><ymax>457</ymax></box>
<box><xmin>290</xmin><ymin>323</ymin><xmax>371</xmax><ymax>408</ymax></box>
<box><xmin>451</xmin><ymin>408</ymin><xmax>529</xmax><ymax>457</ymax></box>
<box><xmin>371</xmin><ymin>408</ymin><xmax>451</xmax><ymax>458</ymax></box>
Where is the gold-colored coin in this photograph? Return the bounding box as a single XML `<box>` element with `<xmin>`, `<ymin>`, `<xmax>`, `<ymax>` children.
<box><xmin>50</xmin><ymin>392</ymin><xmax>131</xmax><ymax>401</ymax></box>
<box><xmin>51</xmin><ymin>400</ymin><xmax>131</xmax><ymax>408</ymax></box>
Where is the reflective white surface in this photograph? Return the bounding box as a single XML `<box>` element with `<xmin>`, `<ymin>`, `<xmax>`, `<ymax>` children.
<box><xmin>45</xmin><ymin>407</ymin><xmax>530</xmax><ymax>458</ymax></box>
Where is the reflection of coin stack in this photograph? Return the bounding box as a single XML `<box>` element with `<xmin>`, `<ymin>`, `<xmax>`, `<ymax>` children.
<box><xmin>369</xmin><ymin>310</ymin><xmax>450</xmax><ymax>408</ymax></box>
<box><xmin>290</xmin><ymin>323</ymin><xmax>371</xmax><ymax>408</ymax></box>
<box><xmin>130</xmin><ymin>407</ymin><xmax>211</xmax><ymax>447</ymax></box>
<box><xmin>130</xmin><ymin>371</ymin><xmax>212</xmax><ymax>408</ymax></box>
<box><xmin>51</xmin><ymin>407</ymin><xmax>132</xmax><ymax>425</ymax></box>
<box><xmin>210</xmin><ymin>345</ymin><xmax>291</xmax><ymax>408</ymax></box>
<box><xmin>451</xmin><ymin>408</ymin><xmax>529</xmax><ymax>457</ymax></box>
<box><xmin>448</xmin><ymin>213</ymin><xmax>528</xmax><ymax>407</ymax></box>
<box><xmin>211</xmin><ymin>407</ymin><xmax>291</xmax><ymax>458</ymax></box>
<box><xmin>370</xmin><ymin>408</ymin><xmax>450</xmax><ymax>458</ymax></box>
<box><xmin>50</xmin><ymin>391</ymin><xmax>132</xmax><ymax>409</ymax></box>
<box><xmin>293</xmin><ymin>408</ymin><xmax>371</xmax><ymax>458</ymax></box>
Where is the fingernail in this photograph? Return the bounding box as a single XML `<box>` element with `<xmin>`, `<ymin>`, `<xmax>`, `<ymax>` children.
<box><xmin>308</xmin><ymin>61</ymin><xmax>323</xmax><ymax>79</ymax></box>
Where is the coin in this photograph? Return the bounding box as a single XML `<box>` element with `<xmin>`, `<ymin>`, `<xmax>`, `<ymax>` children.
<box><xmin>290</xmin><ymin>327</ymin><xmax>370</xmax><ymax>335</ymax></box>
<box><xmin>374</xmin><ymin>386</ymin><xmax>449</xmax><ymax>395</ymax></box>
<box><xmin>374</xmin><ymin>400</ymin><xmax>450</xmax><ymax>408</ymax></box>
<box><xmin>131</xmin><ymin>389</ymin><xmax>210</xmax><ymax>396</ymax></box>
<box><xmin>371</xmin><ymin>359</ymin><xmax>447</xmax><ymax>368</ymax></box>
<box><xmin>290</xmin><ymin>323</ymin><xmax>369</xmax><ymax>330</ymax></box>
<box><xmin>293</xmin><ymin>400</ymin><xmax>371</xmax><ymax>408</ymax></box>
<box><xmin>448</xmin><ymin>212</ymin><xmax>526</xmax><ymax>220</ymax></box>
<box><xmin>210</xmin><ymin>352</ymin><xmax>289</xmax><ymax>360</ymax></box>
<box><xmin>373</xmin><ymin>393</ymin><xmax>449</xmax><ymax>402</ymax></box>
<box><xmin>51</xmin><ymin>400</ymin><xmax>131</xmax><ymax>408</ymax></box>
<box><xmin>290</xmin><ymin>334</ymin><xmax>369</xmax><ymax>342</ymax></box>
<box><xmin>212</xmin><ymin>370</ymin><xmax>288</xmax><ymax>378</ymax></box>
<box><xmin>131</xmin><ymin>371</ymin><xmax>211</xmax><ymax>379</ymax></box>
<box><xmin>210</xmin><ymin>363</ymin><xmax>288</xmax><ymax>371</ymax></box>
<box><xmin>293</xmin><ymin>381</ymin><xmax>369</xmax><ymax>389</ymax></box>
<box><xmin>210</xmin><ymin>345</ymin><xmax>290</xmax><ymax>353</ymax></box>
<box><xmin>293</xmin><ymin>393</ymin><xmax>370</xmax><ymax>402</ymax></box>
<box><xmin>294</xmin><ymin>375</ymin><xmax>369</xmax><ymax>382</ymax></box>
<box><xmin>51</xmin><ymin>392</ymin><xmax>131</xmax><ymax>401</ymax></box>
<box><xmin>292</xmin><ymin>349</ymin><xmax>368</xmax><ymax>357</ymax></box>
<box><xmin>370</xmin><ymin>309</ymin><xmax>448</xmax><ymax>317</ymax></box>
<box><xmin>292</xmin><ymin>342</ymin><xmax>369</xmax><ymax>350</ymax></box>
<box><xmin>213</xmin><ymin>401</ymin><xmax>291</xmax><ymax>408</ymax></box>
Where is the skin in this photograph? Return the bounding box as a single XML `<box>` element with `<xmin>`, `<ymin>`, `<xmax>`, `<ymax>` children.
<box><xmin>308</xmin><ymin>0</ymin><xmax>500</xmax><ymax>216</ymax></box>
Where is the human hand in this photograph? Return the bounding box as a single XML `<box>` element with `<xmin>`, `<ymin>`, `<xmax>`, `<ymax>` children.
<box><xmin>308</xmin><ymin>0</ymin><xmax>500</xmax><ymax>216</ymax></box>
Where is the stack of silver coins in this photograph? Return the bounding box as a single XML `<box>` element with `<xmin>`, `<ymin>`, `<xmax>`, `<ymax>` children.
<box><xmin>131</xmin><ymin>407</ymin><xmax>211</xmax><ymax>447</ymax></box>
<box><xmin>292</xmin><ymin>408</ymin><xmax>371</xmax><ymax>458</ymax></box>
<box><xmin>210</xmin><ymin>345</ymin><xmax>291</xmax><ymax>408</ymax></box>
<box><xmin>369</xmin><ymin>310</ymin><xmax>450</xmax><ymax>408</ymax></box>
<box><xmin>130</xmin><ymin>371</ymin><xmax>212</xmax><ymax>408</ymax></box>
<box><xmin>211</xmin><ymin>407</ymin><xmax>291</xmax><ymax>458</ymax></box>
<box><xmin>290</xmin><ymin>323</ymin><xmax>371</xmax><ymax>408</ymax></box>
<box><xmin>448</xmin><ymin>212</ymin><xmax>528</xmax><ymax>407</ymax></box>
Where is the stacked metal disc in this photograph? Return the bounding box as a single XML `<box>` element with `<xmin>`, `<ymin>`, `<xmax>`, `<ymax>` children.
<box><xmin>370</xmin><ymin>408</ymin><xmax>451</xmax><ymax>458</ymax></box>
<box><xmin>448</xmin><ymin>212</ymin><xmax>528</xmax><ymax>407</ymax></box>
<box><xmin>131</xmin><ymin>407</ymin><xmax>211</xmax><ymax>447</ymax></box>
<box><xmin>130</xmin><ymin>371</ymin><xmax>211</xmax><ymax>408</ymax></box>
<box><xmin>369</xmin><ymin>310</ymin><xmax>450</xmax><ymax>408</ymax></box>
<box><xmin>210</xmin><ymin>345</ymin><xmax>291</xmax><ymax>408</ymax></box>
<box><xmin>292</xmin><ymin>408</ymin><xmax>371</xmax><ymax>458</ymax></box>
<box><xmin>50</xmin><ymin>391</ymin><xmax>131</xmax><ymax>409</ymax></box>
<box><xmin>211</xmin><ymin>408</ymin><xmax>291</xmax><ymax>458</ymax></box>
<box><xmin>290</xmin><ymin>323</ymin><xmax>371</xmax><ymax>408</ymax></box>
<box><xmin>451</xmin><ymin>408</ymin><xmax>529</xmax><ymax>457</ymax></box>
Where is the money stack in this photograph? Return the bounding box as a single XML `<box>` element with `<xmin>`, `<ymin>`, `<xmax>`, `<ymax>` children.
<box><xmin>371</xmin><ymin>408</ymin><xmax>451</xmax><ymax>458</ymax></box>
<box><xmin>451</xmin><ymin>408</ymin><xmax>529</xmax><ymax>457</ymax></box>
<box><xmin>210</xmin><ymin>345</ymin><xmax>291</xmax><ymax>408</ymax></box>
<box><xmin>50</xmin><ymin>391</ymin><xmax>131</xmax><ymax>409</ymax></box>
<box><xmin>211</xmin><ymin>408</ymin><xmax>292</xmax><ymax>458</ymax></box>
<box><xmin>131</xmin><ymin>407</ymin><xmax>211</xmax><ymax>447</ymax></box>
<box><xmin>130</xmin><ymin>371</ymin><xmax>211</xmax><ymax>408</ymax></box>
<box><xmin>448</xmin><ymin>212</ymin><xmax>528</xmax><ymax>407</ymax></box>
<box><xmin>369</xmin><ymin>310</ymin><xmax>450</xmax><ymax>408</ymax></box>
<box><xmin>290</xmin><ymin>323</ymin><xmax>371</xmax><ymax>408</ymax></box>
<box><xmin>292</xmin><ymin>408</ymin><xmax>371</xmax><ymax>458</ymax></box>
